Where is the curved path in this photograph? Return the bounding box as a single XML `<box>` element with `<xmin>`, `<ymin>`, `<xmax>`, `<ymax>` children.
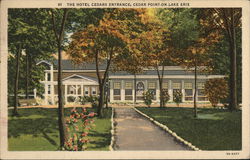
<box><xmin>114</xmin><ymin>107</ymin><xmax>190</xmax><ymax>150</ymax></box>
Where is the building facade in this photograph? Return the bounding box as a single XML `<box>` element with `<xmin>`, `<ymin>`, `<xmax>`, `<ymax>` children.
<box><xmin>37</xmin><ymin>60</ymin><xmax>224</xmax><ymax>105</ymax></box>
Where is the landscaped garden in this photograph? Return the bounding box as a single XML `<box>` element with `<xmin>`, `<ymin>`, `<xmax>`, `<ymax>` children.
<box><xmin>136</xmin><ymin>107</ymin><xmax>242</xmax><ymax>150</ymax></box>
<box><xmin>8</xmin><ymin>107</ymin><xmax>112</xmax><ymax>151</ymax></box>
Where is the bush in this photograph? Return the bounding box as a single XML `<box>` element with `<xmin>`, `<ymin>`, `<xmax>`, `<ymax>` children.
<box><xmin>173</xmin><ymin>90</ymin><xmax>182</xmax><ymax>107</ymax></box>
<box><xmin>79</xmin><ymin>96</ymin><xmax>89</xmax><ymax>105</ymax></box>
<box><xmin>143</xmin><ymin>90</ymin><xmax>154</xmax><ymax>107</ymax></box>
<box><xmin>64</xmin><ymin>107</ymin><xmax>96</xmax><ymax>151</ymax></box>
<box><xmin>162</xmin><ymin>89</ymin><xmax>170</xmax><ymax>106</ymax></box>
<box><xmin>87</xmin><ymin>96</ymin><xmax>98</xmax><ymax>108</ymax></box>
<box><xmin>68</xmin><ymin>96</ymin><xmax>76</xmax><ymax>103</ymax></box>
<box><xmin>205</xmin><ymin>78</ymin><xmax>228</xmax><ymax>108</ymax></box>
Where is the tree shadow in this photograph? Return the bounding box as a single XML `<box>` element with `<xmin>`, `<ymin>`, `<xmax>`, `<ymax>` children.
<box><xmin>42</xmin><ymin>130</ymin><xmax>57</xmax><ymax>146</ymax></box>
<box><xmin>8</xmin><ymin>117</ymin><xmax>58</xmax><ymax>138</ymax></box>
<box><xmin>88</xmin><ymin>130</ymin><xmax>111</xmax><ymax>149</ymax></box>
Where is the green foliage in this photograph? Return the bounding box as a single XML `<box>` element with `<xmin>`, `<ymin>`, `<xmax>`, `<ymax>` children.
<box><xmin>64</xmin><ymin>108</ymin><xmax>96</xmax><ymax>151</ymax></box>
<box><xmin>173</xmin><ymin>90</ymin><xmax>182</xmax><ymax>106</ymax></box>
<box><xmin>204</xmin><ymin>78</ymin><xmax>229</xmax><ymax>108</ymax></box>
<box><xmin>143</xmin><ymin>90</ymin><xmax>154</xmax><ymax>107</ymax></box>
<box><xmin>162</xmin><ymin>89</ymin><xmax>170</xmax><ymax>106</ymax></box>
<box><xmin>8</xmin><ymin>108</ymin><xmax>112</xmax><ymax>151</ymax></box>
<box><xmin>85</xmin><ymin>96</ymin><xmax>99</xmax><ymax>108</ymax></box>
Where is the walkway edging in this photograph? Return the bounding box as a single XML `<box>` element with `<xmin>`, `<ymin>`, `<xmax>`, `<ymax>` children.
<box><xmin>133</xmin><ymin>107</ymin><xmax>201</xmax><ymax>151</ymax></box>
<box><xmin>109</xmin><ymin>107</ymin><xmax>115</xmax><ymax>151</ymax></box>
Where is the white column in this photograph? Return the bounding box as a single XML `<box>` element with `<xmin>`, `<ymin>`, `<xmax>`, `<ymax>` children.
<box><xmin>81</xmin><ymin>85</ymin><xmax>84</xmax><ymax>96</ymax></box>
<box><xmin>156</xmin><ymin>80</ymin><xmax>160</xmax><ymax>102</ymax></box>
<box><xmin>33</xmin><ymin>88</ymin><xmax>37</xmax><ymax>99</ymax></box>
<box><xmin>121</xmin><ymin>80</ymin><xmax>125</xmax><ymax>101</ymax></box>
<box><xmin>181</xmin><ymin>80</ymin><xmax>185</xmax><ymax>102</ymax></box>
<box><xmin>45</xmin><ymin>84</ymin><xmax>48</xmax><ymax>105</ymax></box>
<box><xmin>45</xmin><ymin>72</ymin><xmax>48</xmax><ymax>81</ymax></box>
<box><xmin>50</xmin><ymin>65</ymin><xmax>55</xmax><ymax>104</ymax></box>
<box><xmin>50</xmin><ymin>65</ymin><xmax>54</xmax><ymax>82</ymax></box>
<box><xmin>110</xmin><ymin>80</ymin><xmax>114</xmax><ymax>102</ymax></box>
<box><xmin>169</xmin><ymin>80</ymin><xmax>173</xmax><ymax>102</ymax></box>
<box><xmin>65</xmin><ymin>84</ymin><xmax>68</xmax><ymax>104</ymax></box>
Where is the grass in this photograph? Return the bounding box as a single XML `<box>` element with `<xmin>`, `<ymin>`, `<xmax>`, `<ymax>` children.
<box><xmin>136</xmin><ymin>107</ymin><xmax>242</xmax><ymax>150</ymax></box>
<box><xmin>8</xmin><ymin>107</ymin><xmax>112</xmax><ymax>151</ymax></box>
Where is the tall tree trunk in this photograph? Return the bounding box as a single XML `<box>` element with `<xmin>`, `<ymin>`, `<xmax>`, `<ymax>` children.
<box><xmin>57</xmin><ymin>44</ymin><xmax>67</xmax><ymax>149</ymax></box>
<box><xmin>98</xmin><ymin>84</ymin><xmax>104</xmax><ymax>117</ymax></box>
<box><xmin>229</xmin><ymin>9</ymin><xmax>238</xmax><ymax>111</ymax></box>
<box><xmin>13</xmin><ymin>44</ymin><xmax>21</xmax><ymax>116</ymax></box>
<box><xmin>156</xmin><ymin>66</ymin><xmax>164</xmax><ymax>108</ymax></box>
<box><xmin>194</xmin><ymin>59</ymin><xmax>198</xmax><ymax>118</ymax></box>
<box><xmin>51</xmin><ymin>9</ymin><xmax>68</xmax><ymax>149</ymax></box>
<box><xmin>105</xmin><ymin>72</ymin><xmax>109</xmax><ymax>108</ymax></box>
<box><xmin>134</xmin><ymin>73</ymin><xmax>137</xmax><ymax>106</ymax></box>
<box><xmin>25</xmin><ymin>52</ymin><xmax>29</xmax><ymax>99</ymax></box>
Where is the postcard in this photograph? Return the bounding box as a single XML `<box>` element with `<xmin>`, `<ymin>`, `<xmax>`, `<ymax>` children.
<box><xmin>0</xmin><ymin>0</ymin><xmax>249</xmax><ymax>159</ymax></box>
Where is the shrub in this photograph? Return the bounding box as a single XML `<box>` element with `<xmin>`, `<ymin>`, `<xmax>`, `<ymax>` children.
<box><xmin>173</xmin><ymin>90</ymin><xmax>182</xmax><ymax>107</ymax></box>
<box><xmin>64</xmin><ymin>107</ymin><xmax>96</xmax><ymax>151</ymax></box>
<box><xmin>162</xmin><ymin>89</ymin><xmax>170</xmax><ymax>106</ymax></box>
<box><xmin>68</xmin><ymin>96</ymin><xmax>76</xmax><ymax>103</ymax></box>
<box><xmin>205</xmin><ymin>78</ymin><xmax>229</xmax><ymax>108</ymax></box>
<box><xmin>143</xmin><ymin>90</ymin><xmax>154</xmax><ymax>107</ymax></box>
<box><xmin>79</xmin><ymin>96</ymin><xmax>89</xmax><ymax>105</ymax></box>
<box><xmin>87</xmin><ymin>96</ymin><xmax>98</xmax><ymax>108</ymax></box>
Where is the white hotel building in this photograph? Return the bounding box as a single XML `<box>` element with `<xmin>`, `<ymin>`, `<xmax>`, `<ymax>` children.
<box><xmin>37</xmin><ymin>60</ymin><xmax>224</xmax><ymax>105</ymax></box>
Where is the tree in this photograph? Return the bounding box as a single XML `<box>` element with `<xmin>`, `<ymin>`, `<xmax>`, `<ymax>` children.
<box><xmin>49</xmin><ymin>8</ymin><xmax>69</xmax><ymax>149</ymax></box>
<box><xmin>202</xmin><ymin>9</ymin><xmax>241</xmax><ymax>110</ymax></box>
<box><xmin>8</xmin><ymin>9</ymin><xmax>57</xmax><ymax>111</ymax></box>
<box><xmin>134</xmin><ymin>9</ymin><xmax>172</xmax><ymax>108</ymax></box>
<box><xmin>68</xmin><ymin>9</ymin><xmax>147</xmax><ymax>117</ymax></box>
<box><xmin>197</xmin><ymin>8</ymin><xmax>242</xmax><ymax>110</ymax></box>
<box><xmin>205</xmin><ymin>78</ymin><xmax>229</xmax><ymax>107</ymax></box>
<box><xmin>112</xmin><ymin>43</ymin><xmax>145</xmax><ymax>105</ymax></box>
<box><xmin>158</xmin><ymin>9</ymin><xmax>220</xmax><ymax>117</ymax></box>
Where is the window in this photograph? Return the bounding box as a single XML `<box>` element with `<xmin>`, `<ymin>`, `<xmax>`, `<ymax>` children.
<box><xmin>184</xmin><ymin>83</ymin><xmax>193</xmax><ymax>101</ymax></box>
<box><xmin>48</xmin><ymin>85</ymin><xmax>51</xmax><ymax>94</ymax></box>
<box><xmin>125</xmin><ymin>82</ymin><xmax>133</xmax><ymax>100</ymax></box>
<box><xmin>173</xmin><ymin>82</ymin><xmax>181</xmax><ymax>100</ymax></box>
<box><xmin>148</xmin><ymin>82</ymin><xmax>156</xmax><ymax>100</ymax></box>
<box><xmin>92</xmin><ymin>87</ymin><xmax>97</xmax><ymax>95</ymax></box>
<box><xmin>68</xmin><ymin>85</ymin><xmax>76</xmax><ymax>95</ymax></box>
<box><xmin>172</xmin><ymin>82</ymin><xmax>181</xmax><ymax>89</ymax></box>
<box><xmin>197</xmin><ymin>82</ymin><xmax>208</xmax><ymax>101</ymax></box>
<box><xmin>163</xmin><ymin>82</ymin><xmax>168</xmax><ymax>89</ymax></box>
<box><xmin>47</xmin><ymin>73</ymin><xmax>51</xmax><ymax>81</ymax></box>
<box><xmin>113</xmin><ymin>82</ymin><xmax>121</xmax><ymax>100</ymax></box>
<box><xmin>84</xmin><ymin>87</ymin><xmax>89</xmax><ymax>96</ymax></box>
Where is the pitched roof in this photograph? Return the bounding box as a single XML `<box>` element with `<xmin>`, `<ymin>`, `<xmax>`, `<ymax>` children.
<box><xmin>53</xmin><ymin>60</ymin><xmax>107</xmax><ymax>70</ymax></box>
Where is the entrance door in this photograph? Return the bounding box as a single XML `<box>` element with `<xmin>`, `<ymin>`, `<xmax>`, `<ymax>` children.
<box><xmin>136</xmin><ymin>81</ymin><xmax>145</xmax><ymax>100</ymax></box>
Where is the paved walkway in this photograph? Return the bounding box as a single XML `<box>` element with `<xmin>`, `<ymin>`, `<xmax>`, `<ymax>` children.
<box><xmin>114</xmin><ymin>107</ymin><xmax>190</xmax><ymax>150</ymax></box>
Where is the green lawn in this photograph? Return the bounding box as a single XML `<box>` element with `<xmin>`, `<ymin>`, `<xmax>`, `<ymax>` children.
<box><xmin>8</xmin><ymin>107</ymin><xmax>112</xmax><ymax>151</ymax></box>
<box><xmin>137</xmin><ymin>107</ymin><xmax>242</xmax><ymax>150</ymax></box>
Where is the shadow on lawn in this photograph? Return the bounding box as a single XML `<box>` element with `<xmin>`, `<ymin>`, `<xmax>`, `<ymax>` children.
<box><xmin>88</xmin><ymin>131</ymin><xmax>111</xmax><ymax>149</ymax></box>
<box><xmin>8</xmin><ymin>117</ymin><xmax>58</xmax><ymax>138</ymax></box>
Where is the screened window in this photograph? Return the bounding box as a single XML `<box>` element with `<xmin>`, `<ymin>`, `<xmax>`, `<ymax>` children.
<box><xmin>163</xmin><ymin>82</ymin><xmax>168</xmax><ymax>89</ymax></box>
<box><xmin>148</xmin><ymin>82</ymin><xmax>156</xmax><ymax>100</ymax></box>
<box><xmin>172</xmin><ymin>82</ymin><xmax>181</xmax><ymax>89</ymax></box>
<box><xmin>48</xmin><ymin>85</ymin><xmax>51</xmax><ymax>94</ymax></box>
<box><xmin>47</xmin><ymin>73</ymin><xmax>51</xmax><ymax>81</ymax></box>
<box><xmin>197</xmin><ymin>83</ymin><xmax>208</xmax><ymax>101</ymax></box>
<box><xmin>113</xmin><ymin>82</ymin><xmax>121</xmax><ymax>100</ymax></box>
<box><xmin>68</xmin><ymin>85</ymin><xmax>76</xmax><ymax>94</ymax></box>
<box><xmin>84</xmin><ymin>87</ymin><xmax>89</xmax><ymax>96</ymax></box>
<box><xmin>125</xmin><ymin>82</ymin><xmax>133</xmax><ymax>100</ymax></box>
<box><xmin>92</xmin><ymin>87</ymin><xmax>97</xmax><ymax>95</ymax></box>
